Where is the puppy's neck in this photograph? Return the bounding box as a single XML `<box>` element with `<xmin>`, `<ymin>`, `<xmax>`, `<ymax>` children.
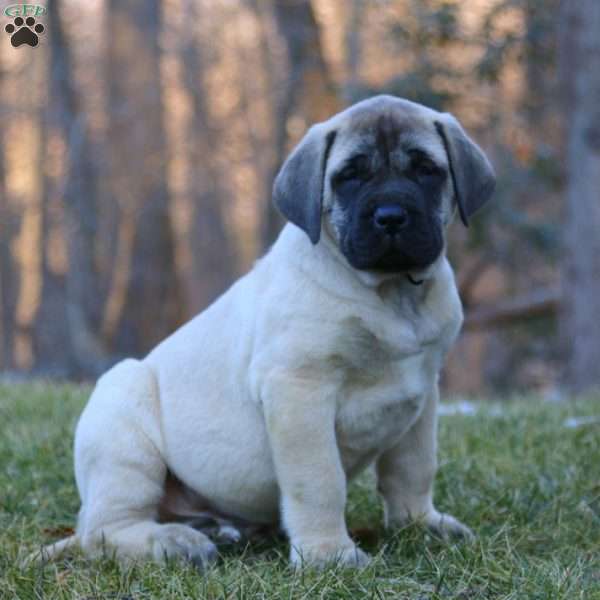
<box><xmin>316</xmin><ymin>225</ymin><xmax>446</xmax><ymax>294</ymax></box>
<box><xmin>274</xmin><ymin>224</ymin><xmax>449</xmax><ymax>309</ymax></box>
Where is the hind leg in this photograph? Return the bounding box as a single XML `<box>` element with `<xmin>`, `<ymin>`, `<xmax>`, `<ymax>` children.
<box><xmin>74</xmin><ymin>359</ymin><xmax>218</xmax><ymax>567</ymax></box>
<box><xmin>84</xmin><ymin>521</ymin><xmax>218</xmax><ymax>568</ymax></box>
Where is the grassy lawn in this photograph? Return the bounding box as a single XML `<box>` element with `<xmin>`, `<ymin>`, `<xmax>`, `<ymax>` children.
<box><xmin>1</xmin><ymin>383</ymin><xmax>599</xmax><ymax>599</ymax></box>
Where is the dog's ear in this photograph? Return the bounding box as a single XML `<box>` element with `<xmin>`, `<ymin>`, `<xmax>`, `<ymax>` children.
<box><xmin>273</xmin><ymin>124</ymin><xmax>337</xmax><ymax>244</ymax></box>
<box><xmin>434</xmin><ymin>114</ymin><xmax>496</xmax><ymax>227</ymax></box>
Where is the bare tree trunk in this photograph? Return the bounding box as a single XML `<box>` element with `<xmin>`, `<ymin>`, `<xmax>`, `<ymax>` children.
<box><xmin>34</xmin><ymin>186</ymin><xmax>72</xmax><ymax>375</ymax></box>
<box><xmin>559</xmin><ymin>0</ymin><xmax>600</xmax><ymax>394</ymax></box>
<box><xmin>33</xmin><ymin>13</ymin><xmax>73</xmax><ymax>376</ymax></box>
<box><xmin>0</xmin><ymin>48</ymin><xmax>18</xmax><ymax>370</ymax></box>
<box><xmin>105</xmin><ymin>0</ymin><xmax>182</xmax><ymax>354</ymax></box>
<box><xmin>180</xmin><ymin>5</ymin><xmax>235</xmax><ymax>312</ymax></box>
<box><xmin>260</xmin><ymin>0</ymin><xmax>339</xmax><ymax>248</ymax></box>
<box><xmin>0</xmin><ymin>153</ymin><xmax>15</xmax><ymax>370</ymax></box>
<box><xmin>33</xmin><ymin>0</ymin><xmax>107</xmax><ymax>376</ymax></box>
<box><xmin>343</xmin><ymin>0</ymin><xmax>363</xmax><ymax>103</ymax></box>
<box><xmin>523</xmin><ymin>0</ymin><xmax>557</xmax><ymax>128</ymax></box>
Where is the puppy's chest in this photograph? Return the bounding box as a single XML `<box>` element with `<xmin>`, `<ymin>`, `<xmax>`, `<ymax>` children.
<box><xmin>331</xmin><ymin>314</ymin><xmax>443</xmax><ymax>460</ymax></box>
<box><xmin>335</xmin><ymin>351</ymin><xmax>432</xmax><ymax>457</ymax></box>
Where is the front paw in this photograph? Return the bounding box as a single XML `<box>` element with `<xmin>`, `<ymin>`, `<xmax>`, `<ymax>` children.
<box><xmin>290</xmin><ymin>539</ymin><xmax>370</xmax><ymax>570</ymax></box>
<box><xmin>390</xmin><ymin>510</ymin><xmax>474</xmax><ymax>541</ymax></box>
<box><xmin>423</xmin><ymin>511</ymin><xmax>474</xmax><ymax>541</ymax></box>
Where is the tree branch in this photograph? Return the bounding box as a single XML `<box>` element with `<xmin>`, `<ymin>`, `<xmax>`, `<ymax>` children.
<box><xmin>464</xmin><ymin>287</ymin><xmax>560</xmax><ymax>330</ymax></box>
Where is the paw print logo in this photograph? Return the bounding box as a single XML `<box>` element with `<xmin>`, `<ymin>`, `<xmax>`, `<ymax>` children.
<box><xmin>5</xmin><ymin>16</ymin><xmax>45</xmax><ymax>48</ymax></box>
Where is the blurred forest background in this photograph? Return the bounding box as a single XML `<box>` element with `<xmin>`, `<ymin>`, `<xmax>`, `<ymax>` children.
<box><xmin>0</xmin><ymin>0</ymin><xmax>599</xmax><ymax>397</ymax></box>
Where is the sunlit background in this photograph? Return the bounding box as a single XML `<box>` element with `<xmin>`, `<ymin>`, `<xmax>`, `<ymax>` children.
<box><xmin>0</xmin><ymin>0</ymin><xmax>598</xmax><ymax>398</ymax></box>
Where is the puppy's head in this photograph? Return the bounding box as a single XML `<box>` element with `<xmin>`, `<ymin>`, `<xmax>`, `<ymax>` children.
<box><xmin>273</xmin><ymin>95</ymin><xmax>496</xmax><ymax>274</ymax></box>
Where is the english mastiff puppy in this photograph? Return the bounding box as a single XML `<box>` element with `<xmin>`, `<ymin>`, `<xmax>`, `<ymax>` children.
<box><xmin>33</xmin><ymin>95</ymin><xmax>495</xmax><ymax>569</ymax></box>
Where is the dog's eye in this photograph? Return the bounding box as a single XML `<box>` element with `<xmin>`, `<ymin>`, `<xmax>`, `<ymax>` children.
<box><xmin>409</xmin><ymin>154</ymin><xmax>443</xmax><ymax>182</ymax></box>
<box><xmin>413</xmin><ymin>159</ymin><xmax>439</xmax><ymax>177</ymax></box>
<box><xmin>335</xmin><ymin>156</ymin><xmax>371</xmax><ymax>184</ymax></box>
<box><xmin>338</xmin><ymin>166</ymin><xmax>360</xmax><ymax>181</ymax></box>
<box><xmin>408</xmin><ymin>149</ymin><xmax>440</xmax><ymax>174</ymax></box>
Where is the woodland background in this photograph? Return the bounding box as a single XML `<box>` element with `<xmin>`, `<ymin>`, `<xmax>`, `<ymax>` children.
<box><xmin>0</xmin><ymin>0</ymin><xmax>598</xmax><ymax>397</ymax></box>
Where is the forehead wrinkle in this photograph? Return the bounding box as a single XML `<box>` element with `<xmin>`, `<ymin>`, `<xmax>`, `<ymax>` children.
<box><xmin>374</xmin><ymin>114</ymin><xmax>400</xmax><ymax>168</ymax></box>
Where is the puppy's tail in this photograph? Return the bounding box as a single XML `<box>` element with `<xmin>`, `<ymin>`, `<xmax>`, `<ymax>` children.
<box><xmin>22</xmin><ymin>535</ymin><xmax>79</xmax><ymax>567</ymax></box>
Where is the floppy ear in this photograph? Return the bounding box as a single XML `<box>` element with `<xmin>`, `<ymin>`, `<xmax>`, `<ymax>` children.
<box><xmin>272</xmin><ymin>124</ymin><xmax>337</xmax><ymax>244</ymax></box>
<box><xmin>434</xmin><ymin>114</ymin><xmax>496</xmax><ymax>227</ymax></box>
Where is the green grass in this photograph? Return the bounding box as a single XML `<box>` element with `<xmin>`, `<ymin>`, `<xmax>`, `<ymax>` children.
<box><xmin>1</xmin><ymin>383</ymin><xmax>599</xmax><ymax>599</ymax></box>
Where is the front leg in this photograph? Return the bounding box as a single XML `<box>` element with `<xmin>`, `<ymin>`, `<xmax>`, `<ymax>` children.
<box><xmin>262</xmin><ymin>372</ymin><xmax>369</xmax><ymax>568</ymax></box>
<box><xmin>376</xmin><ymin>384</ymin><xmax>473</xmax><ymax>540</ymax></box>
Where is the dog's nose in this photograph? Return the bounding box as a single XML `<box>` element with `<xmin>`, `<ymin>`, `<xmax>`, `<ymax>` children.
<box><xmin>373</xmin><ymin>205</ymin><xmax>408</xmax><ymax>233</ymax></box>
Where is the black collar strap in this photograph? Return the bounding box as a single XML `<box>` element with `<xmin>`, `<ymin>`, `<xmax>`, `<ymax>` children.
<box><xmin>406</xmin><ymin>274</ymin><xmax>424</xmax><ymax>286</ymax></box>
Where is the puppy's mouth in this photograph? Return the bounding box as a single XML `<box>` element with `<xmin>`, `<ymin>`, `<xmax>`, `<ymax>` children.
<box><xmin>345</xmin><ymin>231</ymin><xmax>443</xmax><ymax>274</ymax></box>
